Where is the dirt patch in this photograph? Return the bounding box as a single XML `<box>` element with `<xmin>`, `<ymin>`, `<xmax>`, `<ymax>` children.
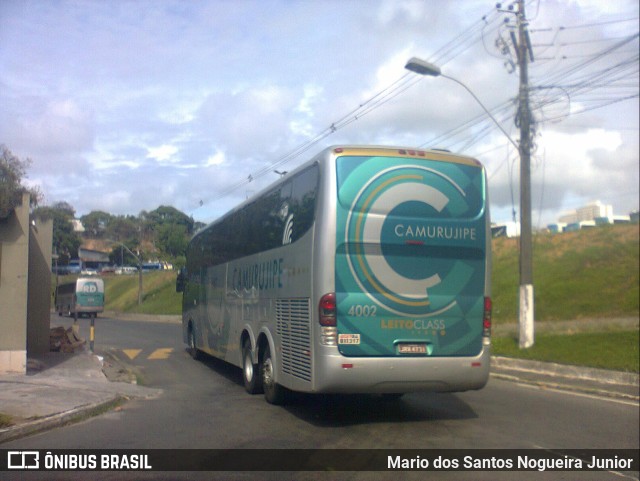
<box><xmin>100</xmin><ymin>350</ymin><xmax>140</xmax><ymax>384</ymax></box>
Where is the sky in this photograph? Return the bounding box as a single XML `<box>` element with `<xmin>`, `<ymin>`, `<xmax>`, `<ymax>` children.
<box><xmin>1</xmin><ymin>0</ymin><xmax>638</xmax><ymax>228</ymax></box>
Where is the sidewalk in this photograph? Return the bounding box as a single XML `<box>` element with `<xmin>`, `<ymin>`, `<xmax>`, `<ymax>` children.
<box><xmin>0</xmin><ymin>349</ymin><xmax>161</xmax><ymax>444</ymax></box>
<box><xmin>0</xmin><ymin>320</ymin><xmax>638</xmax><ymax>444</ymax></box>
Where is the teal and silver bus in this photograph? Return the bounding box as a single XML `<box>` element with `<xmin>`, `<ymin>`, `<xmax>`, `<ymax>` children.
<box><xmin>55</xmin><ymin>277</ymin><xmax>105</xmax><ymax>318</ymax></box>
<box><xmin>177</xmin><ymin>145</ymin><xmax>492</xmax><ymax>404</ymax></box>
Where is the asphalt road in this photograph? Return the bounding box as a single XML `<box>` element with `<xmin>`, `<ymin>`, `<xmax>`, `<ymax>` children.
<box><xmin>3</xmin><ymin>315</ymin><xmax>638</xmax><ymax>481</ymax></box>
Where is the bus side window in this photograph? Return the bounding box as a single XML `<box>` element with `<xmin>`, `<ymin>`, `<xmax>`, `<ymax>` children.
<box><xmin>280</xmin><ymin>181</ymin><xmax>292</xmax><ymax>201</ymax></box>
<box><xmin>290</xmin><ymin>166</ymin><xmax>318</xmax><ymax>242</ymax></box>
<box><xmin>176</xmin><ymin>267</ymin><xmax>186</xmax><ymax>293</ymax></box>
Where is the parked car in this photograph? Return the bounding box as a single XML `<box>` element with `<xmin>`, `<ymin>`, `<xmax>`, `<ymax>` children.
<box><xmin>115</xmin><ymin>266</ymin><xmax>138</xmax><ymax>275</ymax></box>
<box><xmin>67</xmin><ymin>259</ymin><xmax>82</xmax><ymax>274</ymax></box>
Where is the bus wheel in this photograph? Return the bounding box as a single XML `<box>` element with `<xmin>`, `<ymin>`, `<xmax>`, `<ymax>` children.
<box><xmin>261</xmin><ymin>344</ymin><xmax>285</xmax><ymax>405</ymax></box>
<box><xmin>188</xmin><ymin>326</ymin><xmax>202</xmax><ymax>361</ymax></box>
<box><xmin>242</xmin><ymin>339</ymin><xmax>263</xmax><ymax>395</ymax></box>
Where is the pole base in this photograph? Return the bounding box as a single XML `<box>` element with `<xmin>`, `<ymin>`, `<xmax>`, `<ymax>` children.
<box><xmin>519</xmin><ymin>284</ymin><xmax>535</xmax><ymax>348</ymax></box>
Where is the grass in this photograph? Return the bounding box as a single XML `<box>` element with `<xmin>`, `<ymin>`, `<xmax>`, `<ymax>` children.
<box><xmin>0</xmin><ymin>413</ymin><xmax>13</xmax><ymax>428</ymax></box>
<box><xmin>490</xmin><ymin>225</ymin><xmax>639</xmax><ymax>373</ymax></box>
<box><xmin>492</xmin><ymin>225</ymin><xmax>639</xmax><ymax>323</ymax></box>
<box><xmin>104</xmin><ymin>271</ymin><xmax>181</xmax><ymax>315</ymax></box>
<box><xmin>492</xmin><ymin>330</ymin><xmax>639</xmax><ymax>373</ymax></box>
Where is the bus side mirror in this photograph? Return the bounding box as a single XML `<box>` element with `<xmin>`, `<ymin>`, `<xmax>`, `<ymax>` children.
<box><xmin>176</xmin><ymin>268</ymin><xmax>186</xmax><ymax>293</ymax></box>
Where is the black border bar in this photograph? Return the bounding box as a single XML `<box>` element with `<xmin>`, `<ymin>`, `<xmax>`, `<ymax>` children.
<box><xmin>2</xmin><ymin>449</ymin><xmax>638</xmax><ymax>472</ymax></box>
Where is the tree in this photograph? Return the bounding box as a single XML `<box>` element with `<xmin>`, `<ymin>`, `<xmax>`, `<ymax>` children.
<box><xmin>80</xmin><ymin>211</ymin><xmax>113</xmax><ymax>237</ymax></box>
<box><xmin>156</xmin><ymin>223</ymin><xmax>188</xmax><ymax>258</ymax></box>
<box><xmin>108</xmin><ymin>241</ymin><xmax>140</xmax><ymax>266</ymax></box>
<box><xmin>0</xmin><ymin>145</ymin><xmax>42</xmax><ymax>218</ymax></box>
<box><xmin>138</xmin><ymin>205</ymin><xmax>193</xmax><ymax>260</ymax></box>
<box><xmin>144</xmin><ymin>205</ymin><xmax>195</xmax><ymax>234</ymax></box>
<box><xmin>33</xmin><ymin>204</ymin><xmax>81</xmax><ymax>263</ymax></box>
<box><xmin>106</xmin><ymin>215</ymin><xmax>139</xmax><ymax>245</ymax></box>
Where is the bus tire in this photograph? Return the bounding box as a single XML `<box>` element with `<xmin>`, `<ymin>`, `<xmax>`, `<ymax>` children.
<box><xmin>261</xmin><ymin>344</ymin><xmax>286</xmax><ymax>405</ymax></box>
<box><xmin>188</xmin><ymin>325</ymin><xmax>202</xmax><ymax>361</ymax></box>
<box><xmin>242</xmin><ymin>339</ymin><xmax>263</xmax><ymax>395</ymax></box>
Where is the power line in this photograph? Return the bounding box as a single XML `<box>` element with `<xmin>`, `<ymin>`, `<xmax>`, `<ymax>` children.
<box><xmin>201</xmin><ymin>6</ymin><xmax>638</xmax><ymax>214</ymax></box>
<box><xmin>201</xmin><ymin>8</ymin><xmax>505</xmax><ymax>206</ymax></box>
<box><xmin>549</xmin><ymin>17</ymin><xmax>640</xmax><ymax>31</ymax></box>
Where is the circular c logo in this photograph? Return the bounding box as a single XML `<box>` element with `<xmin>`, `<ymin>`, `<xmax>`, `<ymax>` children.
<box><xmin>345</xmin><ymin>165</ymin><xmax>466</xmax><ymax>316</ymax></box>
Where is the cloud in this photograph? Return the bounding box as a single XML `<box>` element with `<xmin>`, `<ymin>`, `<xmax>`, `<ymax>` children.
<box><xmin>1</xmin><ymin>97</ymin><xmax>94</xmax><ymax>157</ymax></box>
<box><xmin>0</xmin><ymin>0</ymin><xmax>636</xmax><ymax>225</ymax></box>
<box><xmin>147</xmin><ymin>144</ymin><xmax>179</xmax><ymax>163</ymax></box>
<box><xmin>205</xmin><ymin>149</ymin><xmax>226</xmax><ymax>167</ymax></box>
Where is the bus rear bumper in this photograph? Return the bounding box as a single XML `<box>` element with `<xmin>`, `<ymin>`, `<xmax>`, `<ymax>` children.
<box><xmin>74</xmin><ymin>307</ymin><xmax>104</xmax><ymax>314</ymax></box>
<box><xmin>312</xmin><ymin>345</ymin><xmax>491</xmax><ymax>394</ymax></box>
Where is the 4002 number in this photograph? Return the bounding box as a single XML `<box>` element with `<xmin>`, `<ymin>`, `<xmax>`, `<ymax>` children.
<box><xmin>347</xmin><ymin>305</ymin><xmax>377</xmax><ymax>317</ymax></box>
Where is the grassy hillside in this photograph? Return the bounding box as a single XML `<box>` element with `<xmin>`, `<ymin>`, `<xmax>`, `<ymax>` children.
<box><xmin>492</xmin><ymin>224</ymin><xmax>639</xmax><ymax>324</ymax></box>
<box><xmin>103</xmin><ymin>271</ymin><xmax>182</xmax><ymax>315</ymax></box>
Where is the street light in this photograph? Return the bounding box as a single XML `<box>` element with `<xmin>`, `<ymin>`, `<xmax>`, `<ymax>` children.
<box><xmin>404</xmin><ymin>57</ymin><xmax>519</xmax><ymax>150</ymax></box>
<box><xmin>405</xmin><ymin>56</ymin><xmax>535</xmax><ymax>349</ymax></box>
<box><xmin>108</xmin><ymin>240</ymin><xmax>143</xmax><ymax>305</ymax></box>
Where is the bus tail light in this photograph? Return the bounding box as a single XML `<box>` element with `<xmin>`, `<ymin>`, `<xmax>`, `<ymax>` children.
<box><xmin>319</xmin><ymin>293</ymin><xmax>336</xmax><ymax>326</ymax></box>
<box><xmin>483</xmin><ymin>297</ymin><xmax>492</xmax><ymax>338</ymax></box>
<box><xmin>319</xmin><ymin>293</ymin><xmax>337</xmax><ymax>346</ymax></box>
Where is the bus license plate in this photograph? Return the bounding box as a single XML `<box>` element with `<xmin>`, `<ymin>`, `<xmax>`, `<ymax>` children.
<box><xmin>398</xmin><ymin>343</ymin><xmax>427</xmax><ymax>354</ymax></box>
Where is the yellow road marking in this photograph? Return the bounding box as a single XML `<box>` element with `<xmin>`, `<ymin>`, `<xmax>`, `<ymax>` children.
<box><xmin>148</xmin><ymin>348</ymin><xmax>173</xmax><ymax>360</ymax></box>
<box><xmin>123</xmin><ymin>349</ymin><xmax>142</xmax><ymax>360</ymax></box>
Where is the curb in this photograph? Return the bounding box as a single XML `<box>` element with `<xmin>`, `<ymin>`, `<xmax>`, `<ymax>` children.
<box><xmin>0</xmin><ymin>396</ymin><xmax>124</xmax><ymax>445</ymax></box>
<box><xmin>101</xmin><ymin>311</ymin><xmax>181</xmax><ymax>324</ymax></box>
<box><xmin>491</xmin><ymin>356</ymin><xmax>639</xmax><ymax>401</ymax></box>
<box><xmin>491</xmin><ymin>356</ymin><xmax>640</xmax><ymax>386</ymax></box>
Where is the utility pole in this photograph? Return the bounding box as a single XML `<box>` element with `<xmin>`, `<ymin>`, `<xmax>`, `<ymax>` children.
<box><xmin>408</xmin><ymin>3</ymin><xmax>536</xmax><ymax>348</ymax></box>
<box><xmin>497</xmin><ymin>0</ymin><xmax>535</xmax><ymax>348</ymax></box>
<box><xmin>514</xmin><ymin>0</ymin><xmax>535</xmax><ymax>348</ymax></box>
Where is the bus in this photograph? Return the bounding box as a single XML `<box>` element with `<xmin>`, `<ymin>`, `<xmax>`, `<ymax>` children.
<box><xmin>177</xmin><ymin>145</ymin><xmax>492</xmax><ymax>404</ymax></box>
<box><xmin>55</xmin><ymin>277</ymin><xmax>105</xmax><ymax>318</ymax></box>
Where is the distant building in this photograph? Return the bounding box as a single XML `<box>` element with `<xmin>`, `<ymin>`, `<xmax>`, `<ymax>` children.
<box><xmin>547</xmin><ymin>222</ymin><xmax>567</xmax><ymax>234</ymax></box>
<box><xmin>558</xmin><ymin>201</ymin><xmax>613</xmax><ymax>224</ymax></box>
<box><xmin>71</xmin><ymin>219</ymin><xmax>85</xmax><ymax>233</ymax></box>
<box><xmin>565</xmin><ymin>220</ymin><xmax>596</xmax><ymax>232</ymax></box>
<box><xmin>549</xmin><ymin>201</ymin><xmax>636</xmax><ymax>233</ymax></box>
<box><xmin>612</xmin><ymin>215</ymin><xmax>631</xmax><ymax>224</ymax></box>
<box><xmin>595</xmin><ymin>215</ymin><xmax>631</xmax><ymax>225</ymax></box>
<box><xmin>491</xmin><ymin>222</ymin><xmax>520</xmax><ymax>238</ymax></box>
<box><xmin>78</xmin><ymin>247</ymin><xmax>110</xmax><ymax>271</ymax></box>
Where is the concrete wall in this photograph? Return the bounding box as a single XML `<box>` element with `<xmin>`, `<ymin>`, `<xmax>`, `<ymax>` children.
<box><xmin>0</xmin><ymin>192</ymin><xmax>53</xmax><ymax>373</ymax></box>
<box><xmin>0</xmin><ymin>193</ymin><xmax>30</xmax><ymax>373</ymax></box>
<box><xmin>27</xmin><ymin>214</ymin><xmax>53</xmax><ymax>355</ymax></box>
